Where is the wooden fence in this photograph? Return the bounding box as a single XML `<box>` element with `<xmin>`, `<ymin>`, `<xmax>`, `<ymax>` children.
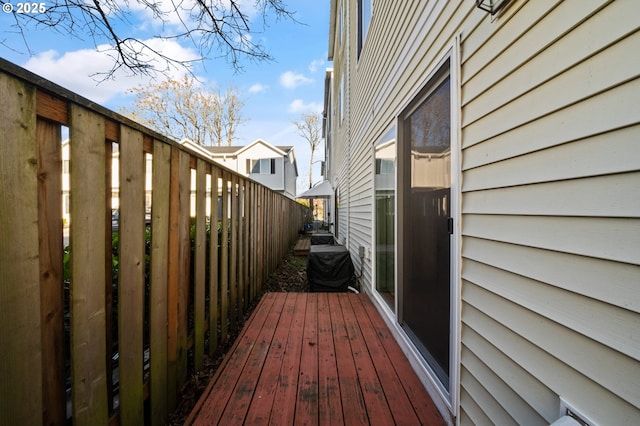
<box><xmin>0</xmin><ymin>58</ymin><xmax>310</xmax><ymax>426</ymax></box>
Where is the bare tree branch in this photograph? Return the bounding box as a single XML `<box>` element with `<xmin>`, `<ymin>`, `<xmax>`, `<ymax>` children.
<box><xmin>121</xmin><ymin>76</ymin><xmax>245</xmax><ymax>146</ymax></box>
<box><xmin>294</xmin><ymin>113</ymin><xmax>322</xmax><ymax>189</ymax></box>
<box><xmin>1</xmin><ymin>0</ymin><xmax>298</xmax><ymax>78</ymax></box>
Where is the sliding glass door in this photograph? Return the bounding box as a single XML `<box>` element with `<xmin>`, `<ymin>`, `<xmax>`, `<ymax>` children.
<box><xmin>400</xmin><ymin>61</ymin><xmax>452</xmax><ymax>390</ymax></box>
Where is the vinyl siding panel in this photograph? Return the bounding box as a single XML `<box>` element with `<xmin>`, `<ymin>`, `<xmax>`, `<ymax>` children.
<box><xmin>462</xmin><ymin>236</ymin><xmax>640</xmax><ymax>313</ymax></box>
<box><xmin>462</xmin><ymin>82</ymin><xmax>640</xmax><ymax>170</ymax></box>
<box><xmin>463</xmin><ymin>215</ymin><xmax>640</xmax><ymax>265</ymax></box>
<box><xmin>462</xmin><ymin>326</ymin><xmax>558</xmax><ymax>422</ymax></box>
<box><xmin>459</xmin><ymin>0</ymin><xmax>640</xmax><ymax>423</ymax></box>
<box><xmin>346</xmin><ymin>121</ymin><xmax>373</xmax><ymax>283</ymax></box>
<box><xmin>462</xmin><ymin>287</ymin><xmax>640</xmax><ymax>424</ymax></box>
<box><xmin>462</xmin><ymin>125</ymin><xmax>640</xmax><ymax>191</ymax></box>
<box><xmin>461</xmin><ymin>366</ymin><xmax>519</xmax><ymax>426</ymax></box>
<box><xmin>463</xmin><ymin>263</ymin><xmax>640</xmax><ymax>405</ymax></box>
<box><xmin>463</xmin><ymin>172</ymin><xmax>640</xmax><ymax>217</ymax></box>
<box><xmin>462</xmin><ymin>1</ymin><xmax>638</xmax><ymax>124</ymax></box>
<box><xmin>461</xmin><ymin>346</ymin><xmax>547</xmax><ymax>425</ymax></box>
<box><xmin>460</xmin><ymin>387</ymin><xmax>492</xmax><ymax>426</ymax></box>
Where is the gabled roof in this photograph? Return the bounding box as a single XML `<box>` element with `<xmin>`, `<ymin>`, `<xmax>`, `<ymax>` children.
<box><xmin>180</xmin><ymin>138</ymin><xmax>216</xmax><ymax>158</ymax></box>
<box><xmin>206</xmin><ymin>139</ymin><xmax>292</xmax><ymax>158</ymax></box>
<box><xmin>205</xmin><ymin>146</ymin><xmax>240</xmax><ymax>155</ymax></box>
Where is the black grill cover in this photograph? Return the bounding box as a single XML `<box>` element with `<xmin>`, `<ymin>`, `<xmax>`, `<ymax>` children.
<box><xmin>310</xmin><ymin>233</ymin><xmax>334</xmax><ymax>245</ymax></box>
<box><xmin>307</xmin><ymin>244</ymin><xmax>354</xmax><ymax>292</ymax></box>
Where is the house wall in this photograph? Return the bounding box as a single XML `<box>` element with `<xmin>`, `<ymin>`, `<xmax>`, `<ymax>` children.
<box><xmin>283</xmin><ymin>153</ymin><xmax>297</xmax><ymax>198</ymax></box>
<box><xmin>237</xmin><ymin>143</ymin><xmax>285</xmax><ymax>192</ymax></box>
<box><xmin>210</xmin><ymin>156</ymin><xmax>239</xmax><ymax>173</ymax></box>
<box><xmin>330</xmin><ymin>0</ymin><xmax>352</xmax><ymax>248</ymax></box>
<box><xmin>329</xmin><ymin>0</ymin><xmax>640</xmax><ymax>425</ymax></box>
<box><xmin>458</xmin><ymin>1</ymin><xmax>640</xmax><ymax>424</ymax></box>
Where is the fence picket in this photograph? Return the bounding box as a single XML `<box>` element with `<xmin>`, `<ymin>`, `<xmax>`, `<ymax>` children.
<box><xmin>194</xmin><ymin>159</ymin><xmax>207</xmax><ymax>371</ymax></box>
<box><xmin>118</xmin><ymin>125</ymin><xmax>146</xmax><ymax>426</ymax></box>
<box><xmin>220</xmin><ymin>172</ymin><xmax>230</xmax><ymax>342</ymax></box>
<box><xmin>209</xmin><ymin>169</ymin><xmax>220</xmax><ymax>354</ymax></box>
<box><xmin>230</xmin><ymin>173</ymin><xmax>238</xmax><ymax>324</ymax></box>
<box><xmin>37</xmin><ymin>118</ymin><xmax>66</xmax><ymax>426</ymax></box>
<box><xmin>150</xmin><ymin>140</ymin><xmax>171</xmax><ymax>425</ymax></box>
<box><xmin>69</xmin><ymin>104</ymin><xmax>109</xmax><ymax>425</ymax></box>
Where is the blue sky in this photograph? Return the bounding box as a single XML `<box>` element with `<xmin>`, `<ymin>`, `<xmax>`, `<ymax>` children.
<box><xmin>0</xmin><ymin>1</ymin><xmax>330</xmax><ymax>194</ymax></box>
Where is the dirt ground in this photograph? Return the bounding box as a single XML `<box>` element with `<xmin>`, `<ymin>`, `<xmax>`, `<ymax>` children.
<box><xmin>167</xmin><ymin>248</ymin><xmax>308</xmax><ymax>425</ymax></box>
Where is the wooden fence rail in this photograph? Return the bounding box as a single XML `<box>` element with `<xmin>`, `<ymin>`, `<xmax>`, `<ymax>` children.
<box><xmin>0</xmin><ymin>59</ymin><xmax>310</xmax><ymax>426</ymax></box>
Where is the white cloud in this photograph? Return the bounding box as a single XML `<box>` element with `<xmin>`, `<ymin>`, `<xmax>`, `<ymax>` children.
<box><xmin>249</xmin><ymin>83</ymin><xmax>269</xmax><ymax>94</ymax></box>
<box><xmin>288</xmin><ymin>99</ymin><xmax>323</xmax><ymax>114</ymax></box>
<box><xmin>22</xmin><ymin>39</ymin><xmax>198</xmax><ymax>105</ymax></box>
<box><xmin>308</xmin><ymin>58</ymin><xmax>325</xmax><ymax>73</ymax></box>
<box><xmin>279</xmin><ymin>71</ymin><xmax>313</xmax><ymax>89</ymax></box>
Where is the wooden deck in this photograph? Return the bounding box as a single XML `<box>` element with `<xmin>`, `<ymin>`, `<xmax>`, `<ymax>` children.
<box><xmin>186</xmin><ymin>292</ymin><xmax>445</xmax><ymax>425</ymax></box>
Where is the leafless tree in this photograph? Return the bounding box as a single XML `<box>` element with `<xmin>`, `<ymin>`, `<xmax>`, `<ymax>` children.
<box><xmin>224</xmin><ymin>87</ymin><xmax>244</xmax><ymax>146</ymax></box>
<box><xmin>121</xmin><ymin>76</ymin><xmax>244</xmax><ymax>146</ymax></box>
<box><xmin>293</xmin><ymin>112</ymin><xmax>322</xmax><ymax>189</ymax></box>
<box><xmin>1</xmin><ymin>0</ymin><xmax>296</xmax><ymax>77</ymax></box>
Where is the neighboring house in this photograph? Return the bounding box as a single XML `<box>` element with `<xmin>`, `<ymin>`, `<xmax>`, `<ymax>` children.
<box><xmin>60</xmin><ymin>138</ymin><xmax>297</xmax><ymax>227</ymax></box>
<box><xmin>204</xmin><ymin>139</ymin><xmax>299</xmax><ymax>199</ymax></box>
<box><xmin>325</xmin><ymin>1</ymin><xmax>639</xmax><ymax>425</ymax></box>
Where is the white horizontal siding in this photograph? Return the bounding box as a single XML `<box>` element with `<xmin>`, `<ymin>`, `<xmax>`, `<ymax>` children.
<box><xmin>462</xmin><ymin>80</ymin><xmax>640</xmax><ymax>169</ymax></box>
<box><xmin>463</xmin><ymin>42</ymin><xmax>640</xmax><ymax>147</ymax></box>
<box><xmin>463</xmin><ymin>285</ymin><xmax>640</xmax><ymax>424</ymax></box>
<box><xmin>461</xmin><ymin>0</ymin><xmax>609</xmax><ymax>106</ymax></box>
<box><xmin>461</xmin><ymin>236</ymin><xmax>640</xmax><ymax>313</ymax></box>
<box><xmin>463</xmin><ymin>253</ymin><xmax>640</xmax><ymax>362</ymax></box>
<box><xmin>461</xmin><ymin>366</ymin><xmax>518</xmax><ymax>426</ymax></box>
<box><xmin>463</xmin><ymin>173</ymin><xmax>640</xmax><ymax>217</ymax></box>
<box><xmin>463</xmin><ymin>1</ymin><xmax>638</xmax><ymax>124</ymax></box>
<box><xmin>463</xmin><ymin>215</ymin><xmax>640</xmax><ymax>265</ymax></box>
<box><xmin>461</xmin><ymin>345</ymin><xmax>548</xmax><ymax>425</ymax></box>
<box><xmin>460</xmin><ymin>387</ymin><xmax>492</xmax><ymax>426</ymax></box>
<box><xmin>462</xmin><ymin>125</ymin><xmax>640</xmax><ymax>190</ymax></box>
<box><xmin>459</xmin><ymin>1</ymin><xmax>640</xmax><ymax>425</ymax></box>
<box><xmin>462</xmin><ymin>326</ymin><xmax>559</xmax><ymax>422</ymax></box>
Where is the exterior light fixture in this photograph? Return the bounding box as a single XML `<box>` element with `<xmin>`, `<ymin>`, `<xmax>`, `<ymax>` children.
<box><xmin>476</xmin><ymin>0</ymin><xmax>508</xmax><ymax>15</ymax></box>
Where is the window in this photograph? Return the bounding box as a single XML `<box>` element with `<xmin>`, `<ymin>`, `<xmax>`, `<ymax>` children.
<box><xmin>358</xmin><ymin>0</ymin><xmax>372</xmax><ymax>57</ymax></box>
<box><xmin>374</xmin><ymin>126</ymin><xmax>396</xmax><ymax>312</ymax></box>
<box><xmin>247</xmin><ymin>158</ymin><xmax>276</xmax><ymax>174</ymax></box>
<box><xmin>339</xmin><ymin>74</ymin><xmax>344</xmax><ymax>124</ymax></box>
<box><xmin>338</xmin><ymin>1</ymin><xmax>343</xmax><ymax>49</ymax></box>
<box><xmin>375</xmin><ymin>159</ymin><xmax>394</xmax><ymax>175</ymax></box>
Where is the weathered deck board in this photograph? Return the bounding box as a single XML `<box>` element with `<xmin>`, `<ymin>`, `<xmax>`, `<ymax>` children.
<box><xmin>293</xmin><ymin>238</ymin><xmax>311</xmax><ymax>256</ymax></box>
<box><xmin>187</xmin><ymin>292</ymin><xmax>446</xmax><ymax>426</ymax></box>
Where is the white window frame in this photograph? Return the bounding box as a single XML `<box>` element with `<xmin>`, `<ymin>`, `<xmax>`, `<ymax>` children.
<box><xmin>357</xmin><ymin>0</ymin><xmax>372</xmax><ymax>57</ymax></box>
